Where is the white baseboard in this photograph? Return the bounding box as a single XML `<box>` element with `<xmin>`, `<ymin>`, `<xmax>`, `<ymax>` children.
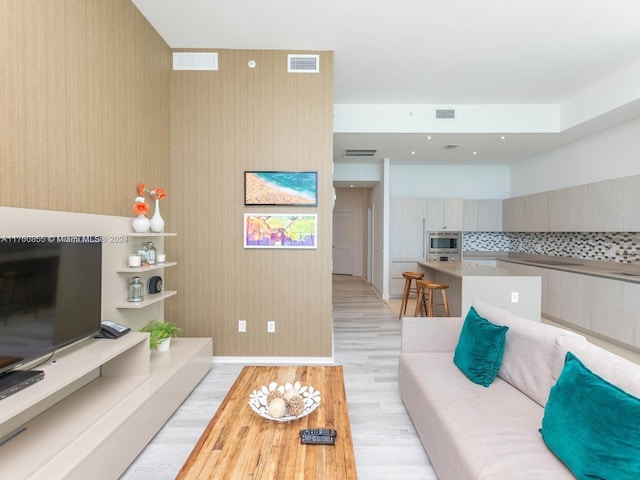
<box><xmin>212</xmin><ymin>356</ymin><xmax>335</xmax><ymax>365</ymax></box>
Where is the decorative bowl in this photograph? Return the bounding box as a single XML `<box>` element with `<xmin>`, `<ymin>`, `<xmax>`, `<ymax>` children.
<box><xmin>248</xmin><ymin>381</ymin><xmax>321</xmax><ymax>422</ymax></box>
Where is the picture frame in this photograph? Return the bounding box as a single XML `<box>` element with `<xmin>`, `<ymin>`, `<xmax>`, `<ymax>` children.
<box><xmin>244</xmin><ymin>171</ymin><xmax>318</xmax><ymax>206</ymax></box>
<box><xmin>244</xmin><ymin>214</ymin><xmax>317</xmax><ymax>249</ymax></box>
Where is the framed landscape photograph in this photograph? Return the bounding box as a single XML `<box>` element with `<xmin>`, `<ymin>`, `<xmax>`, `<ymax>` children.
<box><xmin>244</xmin><ymin>171</ymin><xmax>318</xmax><ymax>206</ymax></box>
<box><xmin>244</xmin><ymin>214</ymin><xmax>317</xmax><ymax>249</ymax></box>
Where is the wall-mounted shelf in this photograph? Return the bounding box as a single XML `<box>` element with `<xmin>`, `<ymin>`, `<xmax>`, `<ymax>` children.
<box><xmin>115</xmin><ymin>261</ymin><xmax>177</xmax><ymax>273</ymax></box>
<box><xmin>116</xmin><ymin>290</ymin><xmax>177</xmax><ymax>309</ymax></box>
<box><xmin>127</xmin><ymin>232</ymin><xmax>177</xmax><ymax>237</ymax></box>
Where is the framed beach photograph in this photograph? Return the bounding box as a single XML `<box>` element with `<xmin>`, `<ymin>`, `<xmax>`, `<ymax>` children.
<box><xmin>244</xmin><ymin>171</ymin><xmax>318</xmax><ymax>206</ymax></box>
<box><xmin>244</xmin><ymin>214</ymin><xmax>317</xmax><ymax>249</ymax></box>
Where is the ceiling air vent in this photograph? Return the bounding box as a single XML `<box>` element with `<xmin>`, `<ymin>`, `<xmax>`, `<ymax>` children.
<box><xmin>288</xmin><ymin>54</ymin><xmax>320</xmax><ymax>73</ymax></box>
<box><xmin>444</xmin><ymin>144</ymin><xmax>459</xmax><ymax>150</ymax></box>
<box><xmin>435</xmin><ymin>109</ymin><xmax>455</xmax><ymax>119</ymax></box>
<box><xmin>344</xmin><ymin>148</ymin><xmax>378</xmax><ymax>158</ymax></box>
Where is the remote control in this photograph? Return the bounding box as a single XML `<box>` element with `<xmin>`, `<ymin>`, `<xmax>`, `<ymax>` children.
<box><xmin>300</xmin><ymin>434</ymin><xmax>335</xmax><ymax>445</ymax></box>
<box><xmin>299</xmin><ymin>428</ymin><xmax>337</xmax><ymax>437</ymax></box>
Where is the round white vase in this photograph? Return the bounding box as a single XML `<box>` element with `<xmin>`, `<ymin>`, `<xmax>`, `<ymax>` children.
<box><xmin>132</xmin><ymin>214</ymin><xmax>150</xmax><ymax>233</ymax></box>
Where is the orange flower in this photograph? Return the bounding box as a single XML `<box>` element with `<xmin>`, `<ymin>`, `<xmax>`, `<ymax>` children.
<box><xmin>137</xmin><ymin>183</ymin><xmax>146</xmax><ymax>196</ymax></box>
<box><xmin>133</xmin><ymin>201</ymin><xmax>149</xmax><ymax>216</ymax></box>
<box><xmin>152</xmin><ymin>188</ymin><xmax>166</xmax><ymax>200</ymax></box>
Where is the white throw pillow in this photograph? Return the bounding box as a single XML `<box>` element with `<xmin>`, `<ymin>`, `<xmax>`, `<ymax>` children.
<box><xmin>472</xmin><ymin>300</ymin><xmax>585</xmax><ymax>406</ymax></box>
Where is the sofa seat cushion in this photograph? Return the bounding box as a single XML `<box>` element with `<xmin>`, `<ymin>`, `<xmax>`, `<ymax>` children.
<box><xmin>399</xmin><ymin>352</ymin><xmax>574</xmax><ymax>480</ymax></box>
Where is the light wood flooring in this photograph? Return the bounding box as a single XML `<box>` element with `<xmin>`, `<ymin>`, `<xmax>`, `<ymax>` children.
<box><xmin>121</xmin><ymin>275</ymin><xmax>436</xmax><ymax>480</ymax></box>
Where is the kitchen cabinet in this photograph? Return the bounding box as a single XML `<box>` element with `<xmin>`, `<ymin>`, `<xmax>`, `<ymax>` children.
<box><xmin>425</xmin><ymin>197</ymin><xmax>463</xmax><ymax>231</ymax></box>
<box><xmin>389</xmin><ymin>197</ymin><xmax>426</xmax><ymax>259</ymax></box>
<box><xmin>463</xmin><ymin>199</ymin><xmax>502</xmax><ymax>231</ymax></box>
<box><xmin>497</xmin><ymin>260</ymin><xmax>638</xmax><ymax>349</ymax></box>
<box><xmin>503</xmin><ymin>174</ymin><xmax>640</xmax><ymax>232</ymax></box>
<box><xmin>503</xmin><ymin>192</ymin><xmax>548</xmax><ymax>232</ymax></box>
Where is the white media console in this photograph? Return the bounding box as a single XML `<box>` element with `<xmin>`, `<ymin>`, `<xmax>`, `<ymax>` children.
<box><xmin>0</xmin><ymin>333</ymin><xmax>212</xmax><ymax>479</ymax></box>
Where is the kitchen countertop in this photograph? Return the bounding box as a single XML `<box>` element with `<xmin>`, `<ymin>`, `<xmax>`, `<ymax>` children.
<box><xmin>498</xmin><ymin>253</ymin><xmax>640</xmax><ymax>284</ymax></box>
<box><xmin>417</xmin><ymin>260</ymin><xmax>518</xmax><ymax>278</ymax></box>
<box><xmin>418</xmin><ymin>253</ymin><xmax>640</xmax><ymax>284</ymax></box>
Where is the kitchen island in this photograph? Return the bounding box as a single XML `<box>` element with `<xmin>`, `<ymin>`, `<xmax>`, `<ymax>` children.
<box><xmin>417</xmin><ymin>261</ymin><xmax>542</xmax><ymax>321</ymax></box>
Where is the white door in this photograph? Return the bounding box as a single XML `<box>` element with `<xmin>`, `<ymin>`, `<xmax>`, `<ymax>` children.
<box><xmin>333</xmin><ymin>212</ymin><xmax>353</xmax><ymax>275</ymax></box>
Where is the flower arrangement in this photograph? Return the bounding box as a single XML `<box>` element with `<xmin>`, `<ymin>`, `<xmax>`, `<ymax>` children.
<box><xmin>137</xmin><ymin>183</ymin><xmax>167</xmax><ymax>201</ymax></box>
<box><xmin>133</xmin><ymin>196</ymin><xmax>149</xmax><ymax>216</ymax></box>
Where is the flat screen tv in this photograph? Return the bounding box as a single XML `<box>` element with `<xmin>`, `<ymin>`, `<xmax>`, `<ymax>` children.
<box><xmin>0</xmin><ymin>238</ymin><xmax>102</xmax><ymax>376</ymax></box>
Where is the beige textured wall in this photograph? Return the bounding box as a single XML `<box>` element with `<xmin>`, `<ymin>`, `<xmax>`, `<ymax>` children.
<box><xmin>168</xmin><ymin>50</ymin><xmax>334</xmax><ymax>357</ymax></box>
<box><xmin>0</xmin><ymin>0</ymin><xmax>171</xmax><ymax>216</ymax></box>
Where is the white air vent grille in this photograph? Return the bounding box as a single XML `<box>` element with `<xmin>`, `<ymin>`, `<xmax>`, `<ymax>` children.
<box><xmin>173</xmin><ymin>52</ymin><xmax>218</xmax><ymax>71</ymax></box>
<box><xmin>288</xmin><ymin>54</ymin><xmax>320</xmax><ymax>73</ymax></box>
<box><xmin>344</xmin><ymin>148</ymin><xmax>377</xmax><ymax>157</ymax></box>
<box><xmin>436</xmin><ymin>109</ymin><xmax>455</xmax><ymax>119</ymax></box>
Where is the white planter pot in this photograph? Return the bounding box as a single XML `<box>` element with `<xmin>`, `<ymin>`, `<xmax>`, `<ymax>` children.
<box><xmin>156</xmin><ymin>337</ymin><xmax>171</xmax><ymax>352</ymax></box>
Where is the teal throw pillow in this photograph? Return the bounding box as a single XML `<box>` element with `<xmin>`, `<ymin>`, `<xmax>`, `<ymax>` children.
<box><xmin>540</xmin><ymin>352</ymin><xmax>640</xmax><ymax>479</ymax></box>
<box><xmin>453</xmin><ymin>306</ymin><xmax>509</xmax><ymax>387</ymax></box>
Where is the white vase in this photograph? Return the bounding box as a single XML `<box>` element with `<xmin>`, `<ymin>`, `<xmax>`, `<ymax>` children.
<box><xmin>157</xmin><ymin>337</ymin><xmax>171</xmax><ymax>352</ymax></box>
<box><xmin>132</xmin><ymin>214</ymin><xmax>150</xmax><ymax>233</ymax></box>
<box><xmin>150</xmin><ymin>199</ymin><xmax>165</xmax><ymax>232</ymax></box>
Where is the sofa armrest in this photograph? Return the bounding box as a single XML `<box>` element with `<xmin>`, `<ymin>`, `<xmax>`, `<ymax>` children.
<box><xmin>401</xmin><ymin>316</ymin><xmax>464</xmax><ymax>353</ymax></box>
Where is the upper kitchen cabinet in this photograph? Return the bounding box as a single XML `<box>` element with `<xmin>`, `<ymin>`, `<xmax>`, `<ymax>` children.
<box><xmin>547</xmin><ymin>184</ymin><xmax>590</xmax><ymax>232</ymax></box>
<box><xmin>504</xmin><ymin>174</ymin><xmax>640</xmax><ymax>232</ymax></box>
<box><xmin>389</xmin><ymin>196</ymin><xmax>427</xmax><ymax>259</ymax></box>
<box><xmin>463</xmin><ymin>199</ymin><xmax>502</xmax><ymax>231</ymax></box>
<box><xmin>588</xmin><ymin>175</ymin><xmax>640</xmax><ymax>232</ymax></box>
<box><xmin>503</xmin><ymin>192</ymin><xmax>548</xmax><ymax>232</ymax></box>
<box><xmin>425</xmin><ymin>197</ymin><xmax>464</xmax><ymax>231</ymax></box>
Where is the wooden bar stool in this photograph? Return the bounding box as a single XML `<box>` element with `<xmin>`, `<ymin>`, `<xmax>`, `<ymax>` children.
<box><xmin>399</xmin><ymin>271</ymin><xmax>424</xmax><ymax>319</ymax></box>
<box><xmin>414</xmin><ymin>280</ymin><xmax>429</xmax><ymax>317</ymax></box>
<box><xmin>423</xmin><ymin>282</ymin><xmax>451</xmax><ymax>317</ymax></box>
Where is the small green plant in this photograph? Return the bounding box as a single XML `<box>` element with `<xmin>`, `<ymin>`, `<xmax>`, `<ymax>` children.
<box><xmin>139</xmin><ymin>320</ymin><xmax>182</xmax><ymax>349</ymax></box>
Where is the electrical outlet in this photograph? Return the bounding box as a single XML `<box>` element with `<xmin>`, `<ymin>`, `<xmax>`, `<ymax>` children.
<box><xmin>267</xmin><ymin>321</ymin><xmax>275</xmax><ymax>333</ymax></box>
<box><xmin>511</xmin><ymin>292</ymin><xmax>519</xmax><ymax>303</ymax></box>
<box><xmin>238</xmin><ymin>320</ymin><xmax>246</xmax><ymax>332</ymax></box>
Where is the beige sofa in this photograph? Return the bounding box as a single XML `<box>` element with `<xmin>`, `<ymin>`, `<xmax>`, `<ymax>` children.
<box><xmin>398</xmin><ymin>300</ymin><xmax>640</xmax><ymax>480</ymax></box>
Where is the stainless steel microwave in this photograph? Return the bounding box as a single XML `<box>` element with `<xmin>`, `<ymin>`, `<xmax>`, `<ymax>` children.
<box><xmin>427</xmin><ymin>231</ymin><xmax>461</xmax><ymax>255</ymax></box>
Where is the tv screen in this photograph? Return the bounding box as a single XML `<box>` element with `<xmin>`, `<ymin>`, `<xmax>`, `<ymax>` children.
<box><xmin>0</xmin><ymin>238</ymin><xmax>102</xmax><ymax>375</ymax></box>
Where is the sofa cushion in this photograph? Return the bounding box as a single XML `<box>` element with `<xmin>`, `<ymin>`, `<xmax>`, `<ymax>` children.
<box><xmin>541</xmin><ymin>352</ymin><xmax>640</xmax><ymax>480</ymax></box>
<box><xmin>399</xmin><ymin>352</ymin><xmax>575</xmax><ymax>479</ymax></box>
<box><xmin>555</xmin><ymin>335</ymin><xmax>640</xmax><ymax>398</ymax></box>
<box><xmin>473</xmin><ymin>300</ymin><xmax>585</xmax><ymax>406</ymax></box>
<box><xmin>454</xmin><ymin>306</ymin><xmax>508</xmax><ymax>387</ymax></box>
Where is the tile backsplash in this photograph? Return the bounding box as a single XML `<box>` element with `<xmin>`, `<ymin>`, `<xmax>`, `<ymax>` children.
<box><xmin>463</xmin><ymin>232</ymin><xmax>640</xmax><ymax>264</ymax></box>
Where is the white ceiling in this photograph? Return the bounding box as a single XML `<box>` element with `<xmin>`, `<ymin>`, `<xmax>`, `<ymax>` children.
<box><xmin>133</xmin><ymin>0</ymin><xmax>640</xmax><ymax>168</ymax></box>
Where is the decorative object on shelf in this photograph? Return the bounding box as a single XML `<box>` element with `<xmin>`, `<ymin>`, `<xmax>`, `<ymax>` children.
<box><xmin>147</xmin><ymin>275</ymin><xmax>163</xmax><ymax>294</ymax></box>
<box><xmin>128</xmin><ymin>254</ymin><xmax>142</xmax><ymax>268</ymax></box>
<box><xmin>156</xmin><ymin>252</ymin><xmax>166</xmax><ymax>263</ymax></box>
<box><xmin>248</xmin><ymin>381</ymin><xmax>321</xmax><ymax>422</ymax></box>
<box><xmin>127</xmin><ymin>276</ymin><xmax>144</xmax><ymax>302</ymax></box>
<box><xmin>137</xmin><ymin>183</ymin><xmax>167</xmax><ymax>233</ymax></box>
<box><xmin>139</xmin><ymin>320</ymin><xmax>182</xmax><ymax>351</ymax></box>
<box><xmin>146</xmin><ymin>241</ymin><xmax>157</xmax><ymax>264</ymax></box>
<box><xmin>132</xmin><ymin>196</ymin><xmax>150</xmax><ymax>233</ymax></box>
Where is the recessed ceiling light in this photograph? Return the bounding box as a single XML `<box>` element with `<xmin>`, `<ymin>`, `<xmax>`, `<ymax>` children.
<box><xmin>350</xmin><ymin>184</ymin><xmax>354</xmax><ymax>188</ymax></box>
<box><xmin>426</xmin><ymin>135</ymin><xmax>432</xmax><ymax>140</ymax></box>
<box><xmin>411</xmin><ymin>151</ymin><xmax>415</xmax><ymax>155</ymax></box>
<box><xmin>472</xmin><ymin>151</ymin><xmax>478</xmax><ymax>155</ymax></box>
<box><xmin>500</xmin><ymin>135</ymin><xmax>506</xmax><ymax>140</ymax></box>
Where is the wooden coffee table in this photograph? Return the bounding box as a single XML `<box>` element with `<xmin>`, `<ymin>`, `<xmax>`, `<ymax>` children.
<box><xmin>177</xmin><ymin>365</ymin><xmax>357</xmax><ymax>479</ymax></box>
